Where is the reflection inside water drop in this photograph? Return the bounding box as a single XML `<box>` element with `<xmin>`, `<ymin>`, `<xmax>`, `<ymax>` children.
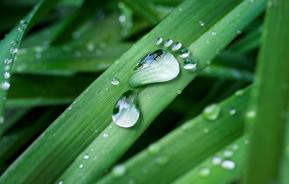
<box><xmin>112</xmin><ymin>90</ymin><xmax>140</xmax><ymax>128</ymax></box>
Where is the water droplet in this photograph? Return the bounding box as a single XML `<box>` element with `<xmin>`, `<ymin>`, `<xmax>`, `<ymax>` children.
<box><xmin>223</xmin><ymin>150</ymin><xmax>233</xmax><ymax>158</ymax></box>
<box><xmin>199</xmin><ymin>168</ymin><xmax>210</xmax><ymax>177</ymax></box>
<box><xmin>129</xmin><ymin>49</ymin><xmax>180</xmax><ymax>87</ymax></box>
<box><xmin>199</xmin><ymin>21</ymin><xmax>205</xmax><ymax>27</ymax></box>
<box><xmin>235</xmin><ymin>89</ymin><xmax>244</xmax><ymax>96</ymax></box>
<box><xmin>111</xmin><ymin>78</ymin><xmax>120</xmax><ymax>86</ymax></box>
<box><xmin>112</xmin><ymin>165</ymin><xmax>126</xmax><ymax>177</ymax></box>
<box><xmin>4</xmin><ymin>58</ymin><xmax>12</xmax><ymax>64</ymax></box>
<box><xmin>171</xmin><ymin>42</ymin><xmax>182</xmax><ymax>51</ymax></box>
<box><xmin>229</xmin><ymin>108</ymin><xmax>237</xmax><ymax>115</ymax></box>
<box><xmin>4</xmin><ymin>65</ymin><xmax>10</xmax><ymax>71</ymax></box>
<box><xmin>164</xmin><ymin>39</ymin><xmax>173</xmax><ymax>47</ymax></box>
<box><xmin>118</xmin><ymin>15</ymin><xmax>126</xmax><ymax>23</ymax></box>
<box><xmin>155</xmin><ymin>37</ymin><xmax>163</xmax><ymax>45</ymax></box>
<box><xmin>232</xmin><ymin>144</ymin><xmax>239</xmax><ymax>150</ymax></box>
<box><xmin>211</xmin><ymin>31</ymin><xmax>217</xmax><ymax>36</ymax></box>
<box><xmin>10</xmin><ymin>48</ymin><xmax>18</xmax><ymax>54</ymax></box>
<box><xmin>203</xmin><ymin>128</ymin><xmax>210</xmax><ymax>134</ymax></box>
<box><xmin>246</xmin><ymin>110</ymin><xmax>256</xmax><ymax>119</ymax></box>
<box><xmin>102</xmin><ymin>132</ymin><xmax>109</xmax><ymax>138</ymax></box>
<box><xmin>83</xmin><ymin>154</ymin><xmax>89</xmax><ymax>160</ymax></box>
<box><xmin>148</xmin><ymin>144</ymin><xmax>161</xmax><ymax>154</ymax></box>
<box><xmin>236</xmin><ymin>30</ymin><xmax>242</xmax><ymax>35</ymax></box>
<box><xmin>183</xmin><ymin>58</ymin><xmax>198</xmax><ymax>71</ymax></box>
<box><xmin>212</xmin><ymin>156</ymin><xmax>222</xmax><ymax>165</ymax></box>
<box><xmin>203</xmin><ymin>104</ymin><xmax>221</xmax><ymax>121</ymax></box>
<box><xmin>155</xmin><ymin>157</ymin><xmax>168</xmax><ymax>165</ymax></box>
<box><xmin>221</xmin><ymin>160</ymin><xmax>236</xmax><ymax>170</ymax></box>
<box><xmin>112</xmin><ymin>91</ymin><xmax>140</xmax><ymax>128</ymax></box>
<box><xmin>58</xmin><ymin>180</ymin><xmax>63</xmax><ymax>184</ymax></box>
<box><xmin>1</xmin><ymin>82</ymin><xmax>10</xmax><ymax>90</ymax></box>
<box><xmin>179</xmin><ymin>48</ymin><xmax>190</xmax><ymax>58</ymax></box>
<box><xmin>79</xmin><ymin>164</ymin><xmax>84</xmax><ymax>168</ymax></box>
<box><xmin>3</xmin><ymin>72</ymin><xmax>10</xmax><ymax>79</ymax></box>
<box><xmin>86</xmin><ymin>42</ymin><xmax>95</xmax><ymax>51</ymax></box>
<box><xmin>0</xmin><ymin>117</ymin><xmax>4</xmax><ymax>124</ymax></box>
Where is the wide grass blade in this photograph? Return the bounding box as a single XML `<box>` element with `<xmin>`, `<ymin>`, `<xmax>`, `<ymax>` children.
<box><xmin>244</xmin><ymin>0</ymin><xmax>289</xmax><ymax>183</ymax></box>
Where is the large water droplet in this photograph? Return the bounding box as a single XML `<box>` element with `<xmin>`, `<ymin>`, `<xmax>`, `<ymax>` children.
<box><xmin>203</xmin><ymin>104</ymin><xmax>221</xmax><ymax>121</ymax></box>
<box><xmin>112</xmin><ymin>91</ymin><xmax>140</xmax><ymax>128</ymax></box>
<box><xmin>111</xmin><ymin>78</ymin><xmax>120</xmax><ymax>86</ymax></box>
<box><xmin>112</xmin><ymin>165</ymin><xmax>126</xmax><ymax>177</ymax></box>
<box><xmin>1</xmin><ymin>82</ymin><xmax>10</xmax><ymax>90</ymax></box>
<box><xmin>129</xmin><ymin>50</ymin><xmax>180</xmax><ymax>87</ymax></box>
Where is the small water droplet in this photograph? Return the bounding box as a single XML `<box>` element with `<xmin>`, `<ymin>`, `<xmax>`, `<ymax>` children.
<box><xmin>112</xmin><ymin>165</ymin><xmax>126</xmax><ymax>177</ymax></box>
<box><xmin>183</xmin><ymin>58</ymin><xmax>198</xmax><ymax>71</ymax></box>
<box><xmin>229</xmin><ymin>108</ymin><xmax>237</xmax><ymax>115</ymax></box>
<box><xmin>10</xmin><ymin>48</ymin><xmax>18</xmax><ymax>54</ymax></box>
<box><xmin>199</xmin><ymin>21</ymin><xmax>205</xmax><ymax>27</ymax></box>
<box><xmin>83</xmin><ymin>154</ymin><xmax>89</xmax><ymax>160</ymax></box>
<box><xmin>112</xmin><ymin>91</ymin><xmax>140</xmax><ymax>128</ymax></box>
<box><xmin>203</xmin><ymin>104</ymin><xmax>221</xmax><ymax>121</ymax></box>
<box><xmin>4</xmin><ymin>65</ymin><xmax>10</xmax><ymax>71</ymax></box>
<box><xmin>79</xmin><ymin>164</ymin><xmax>84</xmax><ymax>168</ymax></box>
<box><xmin>3</xmin><ymin>72</ymin><xmax>10</xmax><ymax>79</ymax></box>
<box><xmin>171</xmin><ymin>42</ymin><xmax>182</xmax><ymax>51</ymax></box>
<box><xmin>155</xmin><ymin>37</ymin><xmax>163</xmax><ymax>45</ymax></box>
<box><xmin>223</xmin><ymin>150</ymin><xmax>233</xmax><ymax>158</ymax></box>
<box><xmin>234</xmin><ymin>90</ymin><xmax>244</xmax><ymax>96</ymax></box>
<box><xmin>58</xmin><ymin>180</ymin><xmax>63</xmax><ymax>184</ymax></box>
<box><xmin>199</xmin><ymin>168</ymin><xmax>210</xmax><ymax>177</ymax></box>
<box><xmin>148</xmin><ymin>144</ymin><xmax>161</xmax><ymax>154</ymax></box>
<box><xmin>129</xmin><ymin>49</ymin><xmax>180</xmax><ymax>87</ymax></box>
<box><xmin>212</xmin><ymin>156</ymin><xmax>222</xmax><ymax>165</ymax></box>
<box><xmin>179</xmin><ymin>48</ymin><xmax>190</xmax><ymax>58</ymax></box>
<box><xmin>4</xmin><ymin>58</ymin><xmax>12</xmax><ymax>64</ymax></box>
<box><xmin>232</xmin><ymin>144</ymin><xmax>239</xmax><ymax>150</ymax></box>
<box><xmin>221</xmin><ymin>160</ymin><xmax>236</xmax><ymax>170</ymax></box>
<box><xmin>155</xmin><ymin>157</ymin><xmax>168</xmax><ymax>165</ymax></box>
<box><xmin>203</xmin><ymin>128</ymin><xmax>210</xmax><ymax>134</ymax></box>
<box><xmin>86</xmin><ymin>42</ymin><xmax>95</xmax><ymax>51</ymax></box>
<box><xmin>1</xmin><ymin>82</ymin><xmax>10</xmax><ymax>90</ymax></box>
<box><xmin>236</xmin><ymin>30</ymin><xmax>242</xmax><ymax>35</ymax></box>
<box><xmin>118</xmin><ymin>15</ymin><xmax>126</xmax><ymax>23</ymax></box>
<box><xmin>111</xmin><ymin>78</ymin><xmax>120</xmax><ymax>86</ymax></box>
<box><xmin>246</xmin><ymin>110</ymin><xmax>256</xmax><ymax>119</ymax></box>
<box><xmin>102</xmin><ymin>132</ymin><xmax>109</xmax><ymax>138</ymax></box>
<box><xmin>211</xmin><ymin>31</ymin><xmax>217</xmax><ymax>36</ymax></box>
<box><xmin>0</xmin><ymin>117</ymin><xmax>4</xmax><ymax>124</ymax></box>
<box><xmin>164</xmin><ymin>39</ymin><xmax>173</xmax><ymax>47</ymax></box>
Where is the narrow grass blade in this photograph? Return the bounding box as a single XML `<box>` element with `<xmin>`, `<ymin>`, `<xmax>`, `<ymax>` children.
<box><xmin>0</xmin><ymin>0</ymin><xmax>60</xmax><ymax>120</ymax></box>
<box><xmin>245</xmin><ymin>1</ymin><xmax>289</xmax><ymax>183</ymax></box>
<box><xmin>0</xmin><ymin>0</ymin><xmax>265</xmax><ymax>183</ymax></box>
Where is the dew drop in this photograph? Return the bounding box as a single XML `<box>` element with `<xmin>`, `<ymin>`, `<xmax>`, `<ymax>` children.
<box><xmin>129</xmin><ymin>49</ymin><xmax>180</xmax><ymax>87</ymax></box>
<box><xmin>148</xmin><ymin>144</ymin><xmax>161</xmax><ymax>154</ymax></box>
<box><xmin>229</xmin><ymin>108</ymin><xmax>237</xmax><ymax>115</ymax></box>
<box><xmin>79</xmin><ymin>164</ymin><xmax>84</xmax><ymax>168</ymax></box>
<box><xmin>232</xmin><ymin>144</ymin><xmax>239</xmax><ymax>150</ymax></box>
<box><xmin>171</xmin><ymin>42</ymin><xmax>182</xmax><ymax>51</ymax></box>
<box><xmin>0</xmin><ymin>116</ymin><xmax>4</xmax><ymax>124</ymax></box>
<box><xmin>211</xmin><ymin>31</ymin><xmax>217</xmax><ymax>36</ymax></box>
<box><xmin>1</xmin><ymin>82</ymin><xmax>10</xmax><ymax>90</ymax></box>
<box><xmin>203</xmin><ymin>104</ymin><xmax>221</xmax><ymax>121</ymax></box>
<box><xmin>118</xmin><ymin>15</ymin><xmax>126</xmax><ymax>23</ymax></box>
<box><xmin>111</xmin><ymin>78</ymin><xmax>120</xmax><ymax>86</ymax></box>
<box><xmin>246</xmin><ymin>110</ymin><xmax>256</xmax><ymax>119</ymax></box>
<box><xmin>112</xmin><ymin>165</ymin><xmax>126</xmax><ymax>177</ymax></box>
<box><xmin>223</xmin><ymin>150</ymin><xmax>233</xmax><ymax>158</ymax></box>
<box><xmin>221</xmin><ymin>160</ymin><xmax>236</xmax><ymax>170</ymax></box>
<box><xmin>155</xmin><ymin>156</ymin><xmax>168</xmax><ymax>165</ymax></box>
<box><xmin>58</xmin><ymin>180</ymin><xmax>63</xmax><ymax>184</ymax></box>
<box><xmin>212</xmin><ymin>156</ymin><xmax>222</xmax><ymax>165</ymax></box>
<box><xmin>3</xmin><ymin>72</ymin><xmax>10</xmax><ymax>79</ymax></box>
<box><xmin>199</xmin><ymin>21</ymin><xmax>205</xmax><ymax>27</ymax></box>
<box><xmin>183</xmin><ymin>58</ymin><xmax>198</xmax><ymax>71</ymax></box>
<box><xmin>199</xmin><ymin>168</ymin><xmax>210</xmax><ymax>177</ymax></box>
<box><xmin>83</xmin><ymin>154</ymin><xmax>89</xmax><ymax>160</ymax></box>
<box><xmin>179</xmin><ymin>48</ymin><xmax>190</xmax><ymax>58</ymax></box>
<box><xmin>10</xmin><ymin>48</ymin><xmax>18</xmax><ymax>54</ymax></box>
<box><xmin>4</xmin><ymin>58</ymin><xmax>12</xmax><ymax>65</ymax></box>
<box><xmin>164</xmin><ymin>39</ymin><xmax>173</xmax><ymax>47</ymax></box>
<box><xmin>234</xmin><ymin>89</ymin><xmax>244</xmax><ymax>96</ymax></box>
<box><xmin>155</xmin><ymin>37</ymin><xmax>163</xmax><ymax>45</ymax></box>
<box><xmin>112</xmin><ymin>91</ymin><xmax>140</xmax><ymax>128</ymax></box>
<box><xmin>102</xmin><ymin>132</ymin><xmax>109</xmax><ymax>138</ymax></box>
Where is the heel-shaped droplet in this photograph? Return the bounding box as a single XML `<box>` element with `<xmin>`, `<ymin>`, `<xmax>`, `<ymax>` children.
<box><xmin>129</xmin><ymin>49</ymin><xmax>180</xmax><ymax>87</ymax></box>
<box><xmin>112</xmin><ymin>90</ymin><xmax>140</xmax><ymax>128</ymax></box>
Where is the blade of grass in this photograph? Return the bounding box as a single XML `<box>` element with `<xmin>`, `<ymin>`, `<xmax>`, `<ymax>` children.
<box><xmin>244</xmin><ymin>0</ymin><xmax>289</xmax><ymax>183</ymax></box>
<box><xmin>96</xmin><ymin>88</ymin><xmax>250</xmax><ymax>184</ymax></box>
<box><xmin>0</xmin><ymin>0</ymin><xmax>61</xmax><ymax>120</ymax></box>
<box><xmin>0</xmin><ymin>0</ymin><xmax>264</xmax><ymax>183</ymax></box>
